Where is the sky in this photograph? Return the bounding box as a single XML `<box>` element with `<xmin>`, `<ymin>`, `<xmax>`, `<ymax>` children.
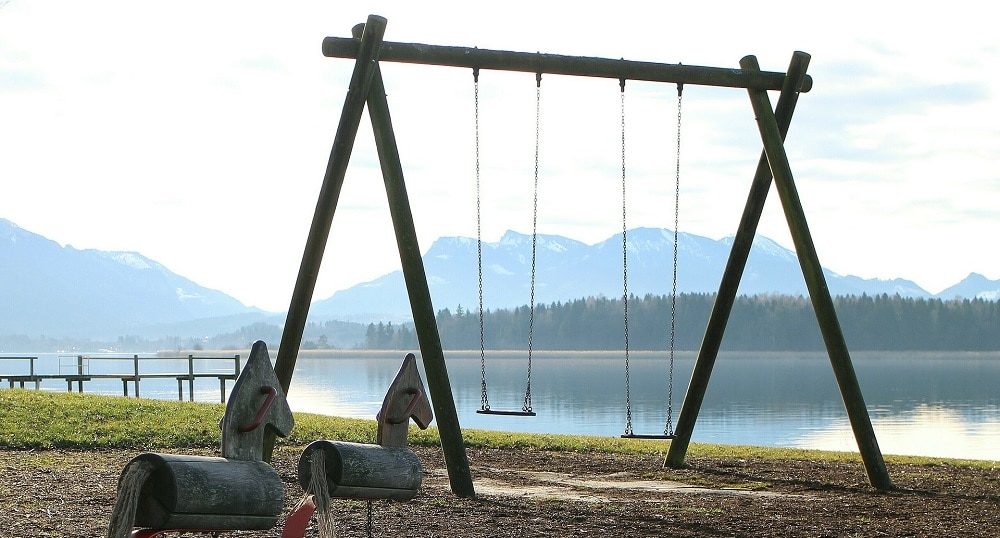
<box><xmin>2</xmin><ymin>1</ymin><xmax>997</xmax><ymax>312</ymax></box>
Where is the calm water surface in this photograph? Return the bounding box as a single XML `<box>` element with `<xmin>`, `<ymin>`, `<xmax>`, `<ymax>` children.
<box><xmin>282</xmin><ymin>350</ymin><xmax>1000</xmax><ymax>461</ymax></box>
<box><xmin>10</xmin><ymin>350</ymin><xmax>999</xmax><ymax>461</ymax></box>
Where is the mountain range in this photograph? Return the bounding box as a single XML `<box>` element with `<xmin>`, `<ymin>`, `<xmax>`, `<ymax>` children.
<box><xmin>315</xmin><ymin>228</ymin><xmax>996</xmax><ymax>319</ymax></box>
<box><xmin>0</xmin><ymin>218</ymin><xmax>270</xmax><ymax>338</ymax></box>
<box><xmin>2</xmin><ymin>217</ymin><xmax>997</xmax><ymax>339</ymax></box>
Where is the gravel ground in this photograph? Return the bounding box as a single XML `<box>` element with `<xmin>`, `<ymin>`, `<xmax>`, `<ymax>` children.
<box><xmin>2</xmin><ymin>445</ymin><xmax>999</xmax><ymax>537</ymax></box>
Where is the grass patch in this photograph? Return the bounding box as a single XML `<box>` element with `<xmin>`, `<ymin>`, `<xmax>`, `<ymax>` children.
<box><xmin>0</xmin><ymin>389</ymin><xmax>993</xmax><ymax>471</ymax></box>
<box><xmin>0</xmin><ymin>389</ymin><xmax>381</xmax><ymax>450</ymax></box>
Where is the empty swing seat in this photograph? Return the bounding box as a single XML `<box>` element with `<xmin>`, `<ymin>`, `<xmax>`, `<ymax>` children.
<box><xmin>620</xmin><ymin>433</ymin><xmax>675</xmax><ymax>440</ymax></box>
<box><xmin>476</xmin><ymin>407</ymin><xmax>536</xmax><ymax>416</ymax></box>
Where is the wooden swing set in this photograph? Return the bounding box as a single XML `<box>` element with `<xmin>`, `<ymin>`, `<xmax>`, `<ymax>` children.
<box><xmin>265</xmin><ymin>14</ymin><xmax>894</xmax><ymax>498</ymax></box>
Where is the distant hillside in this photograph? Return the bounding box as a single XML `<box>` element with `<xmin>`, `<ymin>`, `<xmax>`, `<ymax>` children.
<box><xmin>937</xmin><ymin>272</ymin><xmax>1000</xmax><ymax>300</ymax></box>
<box><xmin>0</xmin><ymin>218</ymin><xmax>259</xmax><ymax>338</ymax></box>
<box><xmin>310</xmin><ymin>228</ymin><xmax>978</xmax><ymax>321</ymax></box>
<box><xmin>3</xmin><ymin>218</ymin><xmax>997</xmax><ymax>344</ymax></box>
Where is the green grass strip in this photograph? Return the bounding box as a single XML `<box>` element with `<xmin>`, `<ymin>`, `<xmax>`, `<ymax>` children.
<box><xmin>0</xmin><ymin>389</ymin><xmax>990</xmax><ymax>469</ymax></box>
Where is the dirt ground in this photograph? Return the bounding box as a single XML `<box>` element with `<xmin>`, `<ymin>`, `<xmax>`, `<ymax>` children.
<box><xmin>2</xmin><ymin>444</ymin><xmax>999</xmax><ymax>537</ymax></box>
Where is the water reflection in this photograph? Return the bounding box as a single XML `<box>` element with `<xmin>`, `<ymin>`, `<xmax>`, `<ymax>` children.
<box><xmin>283</xmin><ymin>350</ymin><xmax>1000</xmax><ymax>461</ymax></box>
<box><xmin>798</xmin><ymin>404</ymin><xmax>1000</xmax><ymax>460</ymax></box>
<box><xmin>16</xmin><ymin>350</ymin><xmax>998</xmax><ymax>461</ymax></box>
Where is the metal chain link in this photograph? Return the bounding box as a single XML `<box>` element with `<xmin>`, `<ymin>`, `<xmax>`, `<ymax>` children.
<box><xmin>366</xmin><ymin>499</ymin><xmax>374</xmax><ymax>538</ymax></box>
<box><xmin>474</xmin><ymin>68</ymin><xmax>490</xmax><ymax>412</ymax></box>
<box><xmin>523</xmin><ymin>72</ymin><xmax>542</xmax><ymax>414</ymax></box>
<box><xmin>619</xmin><ymin>79</ymin><xmax>633</xmax><ymax>437</ymax></box>
<box><xmin>664</xmin><ymin>82</ymin><xmax>683</xmax><ymax>436</ymax></box>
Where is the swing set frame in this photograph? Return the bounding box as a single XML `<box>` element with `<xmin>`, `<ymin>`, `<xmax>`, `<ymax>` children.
<box><xmin>264</xmin><ymin>15</ymin><xmax>894</xmax><ymax>497</ymax></box>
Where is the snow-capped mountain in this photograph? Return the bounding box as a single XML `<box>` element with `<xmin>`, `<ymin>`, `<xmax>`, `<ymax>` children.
<box><xmin>1</xmin><ymin>218</ymin><xmax>256</xmax><ymax>338</ymax></box>
<box><xmin>4</xmin><ymin>216</ymin><xmax>996</xmax><ymax>336</ymax></box>
<box><xmin>309</xmin><ymin>227</ymin><xmax>990</xmax><ymax>321</ymax></box>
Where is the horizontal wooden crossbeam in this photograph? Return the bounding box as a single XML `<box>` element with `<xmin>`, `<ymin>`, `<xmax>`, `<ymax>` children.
<box><xmin>322</xmin><ymin>35</ymin><xmax>812</xmax><ymax>92</ymax></box>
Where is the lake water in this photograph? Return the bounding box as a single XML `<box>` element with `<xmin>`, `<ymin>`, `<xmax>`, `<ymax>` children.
<box><xmin>7</xmin><ymin>350</ymin><xmax>999</xmax><ymax>461</ymax></box>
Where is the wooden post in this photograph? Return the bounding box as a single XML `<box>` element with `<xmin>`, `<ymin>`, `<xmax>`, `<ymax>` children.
<box><xmin>264</xmin><ymin>14</ymin><xmax>387</xmax><ymax>462</ymax></box>
<box><xmin>361</xmin><ymin>27</ymin><xmax>476</xmax><ymax>499</ymax></box>
<box><xmin>76</xmin><ymin>355</ymin><xmax>84</xmax><ymax>392</ymax></box>
<box><xmin>740</xmin><ymin>55</ymin><xmax>892</xmax><ymax>490</ymax></box>
<box><xmin>189</xmin><ymin>354</ymin><xmax>196</xmax><ymax>401</ymax></box>
<box><xmin>666</xmin><ymin>52</ymin><xmax>811</xmax><ymax>468</ymax></box>
<box><xmin>133</xmin><ymin>354</ymin><xmax>140</xmax><ymax>398</ymax></box>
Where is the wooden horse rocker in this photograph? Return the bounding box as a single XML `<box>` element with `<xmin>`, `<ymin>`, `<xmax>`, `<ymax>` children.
<box><xmin>282</xmin><ymin>352</ymin><xmax>433</xmax><ymax>537</ymax></box>
<box><xmin>106</xmin><ymin>340</ymin><xmax>294</xmax><ymax>538</ymax></box>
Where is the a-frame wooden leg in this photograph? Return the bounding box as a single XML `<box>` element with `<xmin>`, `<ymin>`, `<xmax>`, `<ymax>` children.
<box><xmin>665</xmin><ymin>51</ymin><xmax>811</xmax><ymax>467</ymax></box>
<box><xmin>361</xmin><ymin>38</ymin><xmax>477</xmax><ymax>498</ymax></box>
<box><xmin>740</xmin><ymin>55</ymin><xmax>893</xmax><ymax>490</ymax></box>
<box><xmin>264</xmin><ymin>16</ymin><xmax>386</xmax><ymax>461</ymax></box>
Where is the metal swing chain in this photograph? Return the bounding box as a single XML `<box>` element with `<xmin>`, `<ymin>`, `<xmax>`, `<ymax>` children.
<box><xmin>474</xmin><ymin>68</ymin><xmax>491</xmax><ymax>412</ymax></box>
<box><xmin>620</xmin><ymin>78</ymin><xmax>634</xmax><ymax>437</ymax></box>
<box><xmin>523</xmin><ymin>72</ymin><xmax>542</xmax><ymax>414</ymax></box>
<box><xmin>366</xmin><ymin>499</ymin><xmax>375</xmax><ymax>538</ymax></box>
<box><xmin>665</xmin><ymin>81</ymin><xmax>683</xmax><ymax>437</ymax></box>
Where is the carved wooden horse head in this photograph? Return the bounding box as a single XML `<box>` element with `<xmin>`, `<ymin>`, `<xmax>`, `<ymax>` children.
<box><xmin>376</xmin><ymin>353</ymin><xmax>433</xmax><ymax>447</ymax></box>
<box><xmin>221</xmin><ymin>340</ymin><xmax>295</xmax><ymax>461</ymax></box>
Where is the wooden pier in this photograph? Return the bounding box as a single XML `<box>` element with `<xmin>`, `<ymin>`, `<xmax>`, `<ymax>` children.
<box><xmin>0</xmin><ymin>354</ymin><xmax>241</xmax><ymax>403</ymax></box>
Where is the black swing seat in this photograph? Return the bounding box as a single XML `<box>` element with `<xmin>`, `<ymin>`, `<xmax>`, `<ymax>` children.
<box><xmin>621</xmin><ymin>433</ymin><xmax>675</xmax><ymax>440</ymax></box>
<box><xmin>477</xmin><ymin>407</ymin><xmax>536</xmax><ymax>417</ymax></box>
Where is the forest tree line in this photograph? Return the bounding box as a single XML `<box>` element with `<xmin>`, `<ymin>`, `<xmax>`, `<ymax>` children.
<box><xmin>364</xmin><ymin>293</ymin><xmax>1000</xmax><ymax>352</ymax></box>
